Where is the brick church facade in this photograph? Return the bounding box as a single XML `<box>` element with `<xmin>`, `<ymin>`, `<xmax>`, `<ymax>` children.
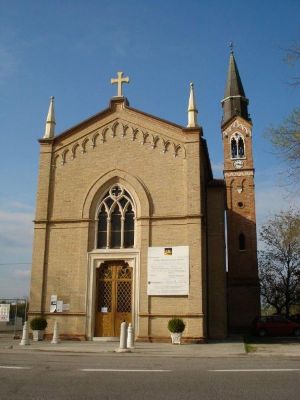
<box><xmin>29</xmin><ymin>51</ymin><xmax>260</xmax><ymax>341</ymax></box>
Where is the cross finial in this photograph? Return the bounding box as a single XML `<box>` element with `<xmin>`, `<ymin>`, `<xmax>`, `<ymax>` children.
<box><xmin>111</xmin><ymin>71</ymin><xmax>130</xmax><ymax>97</ymax></box>
<box><xmin>229</xmin><ymin>41</ymin><xmax>234</xmax><ymax>53</ymax></box>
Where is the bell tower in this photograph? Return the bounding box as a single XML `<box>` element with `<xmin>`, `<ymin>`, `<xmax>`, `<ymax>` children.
<box><xmin>221</xmin><ymin>49</ymin><xmax>260</xmax><ymax>331</ymax></box>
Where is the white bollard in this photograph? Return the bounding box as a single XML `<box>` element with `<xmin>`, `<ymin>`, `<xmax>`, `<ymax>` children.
<box><xmin>19</xmin><ymin>321</ymin><xmax>30</xmax><ymax>346</ymax></box>
<box><xmin>51</xmin><ymin>321</ymin><xmax>60</xmax><ymax>344</ymax></box>
<box><xmin>119</xmin><ymin>321</ymin><xmax>127</xmax><ymax>349</ymax></box>
<box><xmin>127</xmin><ymin>323</ymin><xmax>134</xmax><ymax>349</ymax></box>
<box><xmin>115</xmin><ymin>321</ymin><xmax>131</xmax><ymax>353</ymax></box>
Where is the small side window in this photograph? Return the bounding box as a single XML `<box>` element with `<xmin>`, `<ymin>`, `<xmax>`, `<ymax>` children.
<box><xmin>239</xmin><ymin>233</ymin><xmax>246</xmax><ymax>251</ymax></box>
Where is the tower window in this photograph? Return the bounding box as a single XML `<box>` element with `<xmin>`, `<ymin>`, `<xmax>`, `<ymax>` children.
<box><xmin>231</xmin><ymin>133</ymin><xmax>245</xmax><ymax>159</ymax></box>
<box><xmin>238</xmin><ymin>137</ymin><xmax>245</xmax><ymax>157</ymax></box>
<box><xmin>231</xmin><ymin>138</ymin><xmax>237</xmax><ymax>158</ymax></box>
<box><xmin>239</xmin><ymin>233</ymin><xmax>246</xmax><ymax>251</ymax></box>
<box><xmin>97</xmin><ymin>184</ymin><xmax>136</xmax><ymax>249</ymax></box>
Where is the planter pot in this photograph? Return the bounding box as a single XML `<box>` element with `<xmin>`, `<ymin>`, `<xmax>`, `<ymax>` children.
<box><xmin>32</xmin><ymin>330</ymin><xmax>45</xmax><ymax>341</ymax></box>
<box><xmin>170</xmin><ymin>332</ymin><xmax>182</xmax><ymax>345</ymax></box>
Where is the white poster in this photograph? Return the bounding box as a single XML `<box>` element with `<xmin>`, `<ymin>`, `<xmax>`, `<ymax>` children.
<box><xmin>50</xmin><ymin>295</ymin><xmax>57</xmax><ymax>313</ymax></box>
<box><xmin>56</xmin><ymin>300</ymin><xmax>63</xmax><ymax>313</ymax></box>
<box><xmin>0</xmin><ymin>304</ymin><xmax>10</xmax><ymax>321</ymax></box>
<box><xmin>147</xmin><ymin>246</ymin><xmax>189</xmax><ymax>295</ymax></box>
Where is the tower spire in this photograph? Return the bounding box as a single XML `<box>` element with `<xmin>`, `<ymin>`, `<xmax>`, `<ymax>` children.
<box><xmin>221</xmin><ymin>51</ymin><xmax>249</xmax><ymax>125</ymax></box>
<box><xmin>187</xmin><ymin>82</ymin><xmax>199</xmax><ymax>128</ymax></box>
<box><xmin>43</xmin><ymin>96</ymin><xmax>56</xmax><ymax>139</ymax></box>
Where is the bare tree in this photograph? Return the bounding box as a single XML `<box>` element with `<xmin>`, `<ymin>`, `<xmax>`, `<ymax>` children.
<box><xmin>266</xmin><ymin>109</ymin><xmax>300</xmax><ymax>184</ymax></box>
<box><xmin>266</xmin><ymin>41</ymin><xmax>300</xmax><ymax>186</ymax></box>
<box><xmin>259</xmin><ymin>210</ymin><xmax>300</xmax><ymax>317</ymax></box>
<box><xmin>284</xmin><ymin>41</ymin><xmax>300</xmax><ymax>86</ymax></box>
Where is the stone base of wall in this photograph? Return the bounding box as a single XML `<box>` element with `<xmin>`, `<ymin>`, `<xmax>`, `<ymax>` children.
<box><xmin>44</xmin><ymin>333</ymin><xmax>87</xmax><ymax>341</ymax></box>
<box><xmin>136</xmin><ymin>336</ymin><xmax>207</xmax><ymax>344</ymax></box>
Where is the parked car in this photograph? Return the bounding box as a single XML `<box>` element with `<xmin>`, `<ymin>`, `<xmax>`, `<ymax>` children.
<box><xmin>289</xmin><ymin>314</ymin><xmax>300</xmax><ymax>323</ymax></box>
<box><xmin>253</xmin><ymin>315</ymin><xmax>300</xmax><ymax>337</ymax></box>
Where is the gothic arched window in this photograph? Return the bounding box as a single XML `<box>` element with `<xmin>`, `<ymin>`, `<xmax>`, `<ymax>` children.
<box><xmin>231</xmin><ymin>138</ymin><xmax>237</xmax><ymax>158</ymax></box>
<box><xmin>238</xmin><ymin>137</ymin><xmax>245</xmax><ymax>157</ymax></box>
<box><xmin>97</xmin><ymin>184</ymin><xmax>136</xmax><ymax>249</ymax></box>
<box><xmin>239</xmin><ymin>233</ymin><xmax>246</xmax><ymax>251</ymax></box>
<box><xmin>231</xmin><ymin>133</ymin><xmax>245</xmax><ymax>159</ymax></box>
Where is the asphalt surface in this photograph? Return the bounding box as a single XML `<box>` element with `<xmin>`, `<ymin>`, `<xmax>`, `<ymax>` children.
<box><xmin>1</xmin><ymin>352</ymin><xmax>300</xmax><ymax>400</ymax></box>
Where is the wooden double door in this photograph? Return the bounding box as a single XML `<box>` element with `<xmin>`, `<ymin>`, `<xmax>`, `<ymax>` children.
<box><xmin>95</xmin><ymin>261</ymin><xmax>132</xmax><ymax>337</ymax></box>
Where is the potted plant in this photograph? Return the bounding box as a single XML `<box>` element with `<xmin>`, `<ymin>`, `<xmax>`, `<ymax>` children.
<box><xmin>168</xmin><ymin>318</ymin><xmax>185</xmax><ymax>344</ymax></box>
<box><xmin>30</xmin><ymin>317</ymin><xmax>48</xmax><ymax>341</ymax></box>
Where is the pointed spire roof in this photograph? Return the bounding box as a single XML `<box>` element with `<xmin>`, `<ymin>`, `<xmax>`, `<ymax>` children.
<box><xmin>221</xmin><ymin>49</ymin><xmax>250</xmax><ymax>125</ymax></box>
<box><xmin>187</xmin><ymin>83</ymin><xmax>199</xmax><ymax>128</ymax></box>
<box><xmin>224</xmin><ymin>50</ymin><xmax>246</xmax><ymax>98</ymax></box>
<box><xmin>43</xmin><ymin>96</ymin><xmax>56</xmax><ymax>139</ymax></box>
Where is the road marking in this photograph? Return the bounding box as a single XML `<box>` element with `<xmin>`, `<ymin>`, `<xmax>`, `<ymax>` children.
<box><xmin>210</xmin><ymin>369</ymin><xmax>300</xmax><ymax>372</ymax></box>
<box><xmin>80</xmin><ymin>369</ymin><xmax>171</xmax><ymax>372</ymax></box>
<box><xmin>0</xmin><ymin>366</ymin><xmax>31</xmax><ymax>370</ymax></box>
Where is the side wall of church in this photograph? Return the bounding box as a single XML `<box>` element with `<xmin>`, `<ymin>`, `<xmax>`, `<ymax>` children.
<box><xmin>206</xmin><ymin>184</ymin><xmax>227</xmax><ymax>339</ymax></box>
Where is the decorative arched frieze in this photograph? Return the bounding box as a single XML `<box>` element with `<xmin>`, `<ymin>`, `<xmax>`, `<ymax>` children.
<box><xmin>91</xmin><ymin>132</ymin><xmax>100</xmax><ymax>148</ymax></box>
<box><xmin>162</xmin><ymin>139</ymin><xmax>171</xmax><ymax>154</ymax></box>
<box><xmin>81</xmin><ymin>138</ymin><xmax>89</xmax><ymax>154</ymax></box>
<box><xmin>53</xmin><ymin>154</ymin><xmax>60</xmax><ymax>168</ymax></box>
<box><xmin>111</xmin><ymin>121</ymin><xmax>119</xmax><ymax>137</ymax></box>
<box><xmin>151</xmin><ymin>134</ymin><xmax>160</xmax><ymax>149</ymax></box>
<box><xmin>71</xmin><ymin>143</ymin><xmax>80</xmax><ymax>159</ymax></box>
<box><xmin>61</xmin><ymin>149</ymin><xmax>69</xmax><ymax>165</ymax></box>
<box><xmin>101</xmin><ymin>127</ymin><xmax>108</xmax><ymax>143</ymax></box>
<box><xmin>53</xmin><ymin>119</ymin><xmax>186</xmax><ymax>168</ymax></box>
<box><xmin>141</xmin><ymin>131</ymin><xmax>149</xmax><ymax>145</ymax></box>
<box><xmin>121</xmin><ymin>124</ymin><xmax>129</xmax><ymax>138</ymax></box>
<box><xmin>223</xmin><ymin>120</ymin><xmax>251</xmax><ymax>139</ymax></box>
<box><xmin>173</xmin><ymin>144</ymin><xmax>185</xmax><ymax>158</ymax></box>
<box><xmin>131</xmin><ymin>127</ymin><xmax>139</xmax><ymax>141</ymax></box>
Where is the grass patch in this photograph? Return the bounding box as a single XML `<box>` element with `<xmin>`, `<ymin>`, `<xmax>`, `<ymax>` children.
<box><xmin>244</xmin><ymin>342</ymin><xmax>257</xmax><ymax>353</ymax></box>
<box><xmin>244</xmin><ymin>334</ymin><xmax>257</xmax><ymax>353</ymax></box>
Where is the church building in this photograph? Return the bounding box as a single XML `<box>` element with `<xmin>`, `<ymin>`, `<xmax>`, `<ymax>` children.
<box><xmin>29</xmin><ymin>51</ymin><xmax>260</xmax><ymax>342</ymax></box>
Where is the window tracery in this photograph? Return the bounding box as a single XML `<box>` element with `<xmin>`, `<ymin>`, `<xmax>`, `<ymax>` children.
<box><xmin>231</xmin><ymin>133</ymin><xmax>245</xmax><ymax>159</ymax></box>
<box><xmin>97</xmin><ymin>184</ymin><xmax>136</xmax><ymax>249</ymax></box>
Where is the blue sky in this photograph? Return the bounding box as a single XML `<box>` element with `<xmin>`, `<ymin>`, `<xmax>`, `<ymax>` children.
<box><xmin>0</xmin><ymin>0</ymin><xmax>299</xmax><ymax>298</ymax></box>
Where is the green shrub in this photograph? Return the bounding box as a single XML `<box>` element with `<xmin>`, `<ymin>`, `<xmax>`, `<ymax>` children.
<box><xmin>168</xmin><ymin>318</ymin><xmax>185</xmax><ymax>333</ymax></box>
<box><xmin>30</xmin><ymin>317</ymin><xmax>47</xmax><ymax>331</ymax></box>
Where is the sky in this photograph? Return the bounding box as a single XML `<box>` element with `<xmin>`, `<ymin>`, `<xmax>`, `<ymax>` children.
<box><xmin>0</xmin><ymin>0</ymin><xmax>299</xmax><ymax>298</ymax></box>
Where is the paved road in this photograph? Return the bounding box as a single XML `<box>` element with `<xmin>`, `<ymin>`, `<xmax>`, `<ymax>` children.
<box><xmin>0</xmin><ymin>352</ymin><xmax>300</xmax><ymax>399</ymax></box>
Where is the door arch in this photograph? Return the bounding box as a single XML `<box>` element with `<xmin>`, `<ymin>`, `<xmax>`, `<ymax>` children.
<box><xmin>94</xmin><ymin>261</ymin><xmax>132</xmax><ymax>337</ymax></box>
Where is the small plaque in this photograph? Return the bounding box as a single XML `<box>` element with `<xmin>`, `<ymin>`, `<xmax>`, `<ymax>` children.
<box><xmin>101</xmin><ymin>307</ymin><xmax>108</xmax><ymax>313</ymax></box>
<box><xmin>56</xmin><ymin>300</ymin><xmax>63</xmax><ymax>313</ymax></box>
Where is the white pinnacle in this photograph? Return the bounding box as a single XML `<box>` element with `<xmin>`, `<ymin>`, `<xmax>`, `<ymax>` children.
<box><xmin>187</xmin><ymin>83</ymin><xmax>199</xmax><ymax>128</ymax></box>
<box><xmin>43</xmin><ymin>96</ymin><xmax>56</xmax><ymax>139</ymax></box>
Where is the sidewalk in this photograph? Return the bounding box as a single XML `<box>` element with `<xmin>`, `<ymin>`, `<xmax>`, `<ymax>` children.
<box><xmin>1</xmin><ymin>334</ymin><xmax>300</xmax><ymax>357</ymax></box>
<box><xmin>0</xmin><ymin>334</ymin><xmax>246</xmax><ymax>358</ymax></box>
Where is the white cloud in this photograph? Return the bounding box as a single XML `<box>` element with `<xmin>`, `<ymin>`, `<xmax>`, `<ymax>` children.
<box><xmin>13</xmin><ymin>269</ymin><xmax>31</xmax><ymax>278</ymax></box>
<box><xmin>0</xmin><ymin>209</ymin><xmax>33</xmax><ymax>249</ymax></box>
<box><xmin>255</xmin><ymin>167</ymin><xmax>300</xmax><ymax>233</ymax></box>
<box><xmin>211</xmin><ymin>162</ymin><xmax>223</xmax><ymax>176</ymax></box>
<box><xmin>0</xmin><ymin>43</ymin><xmax>17</xmax><ymax>83</ymax></box>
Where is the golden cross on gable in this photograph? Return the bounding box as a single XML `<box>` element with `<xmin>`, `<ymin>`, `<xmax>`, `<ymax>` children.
<box><xmin>111</xmin><ymin>71</ymin><xmax>130</xmax><ymax>97</ymax></box>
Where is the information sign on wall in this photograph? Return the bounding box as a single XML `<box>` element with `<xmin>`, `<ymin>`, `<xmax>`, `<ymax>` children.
<box><xmin>147</xmin><ymin>246</ymin><xmax>189</xmax><ymax>295</ymax></box>
<box><xmin>0</xmin><ymin>304</ymin><xmax>10</xmax><ymax>321</ymax></box>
